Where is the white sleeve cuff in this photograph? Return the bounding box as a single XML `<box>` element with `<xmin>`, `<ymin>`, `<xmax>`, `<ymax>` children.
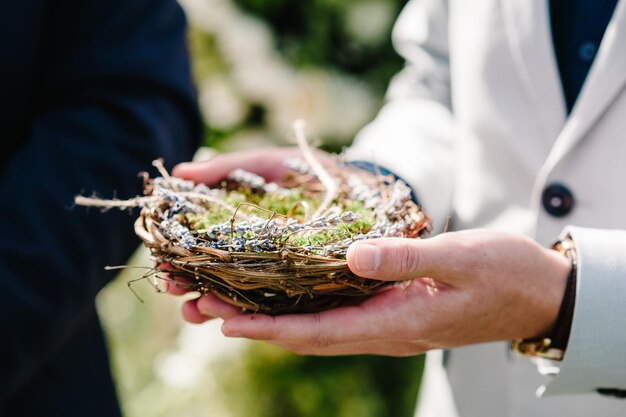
<box><xmin>540</xmin><ymin>226</ymin><xmax>626</xmax><ymax>395</ymax></box>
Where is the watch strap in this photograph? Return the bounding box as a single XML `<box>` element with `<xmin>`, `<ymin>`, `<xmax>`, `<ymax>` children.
<box><xmin>511</xmin><ymin>237</ymin><xmax>577</xmax><ymax>361</ymax></box>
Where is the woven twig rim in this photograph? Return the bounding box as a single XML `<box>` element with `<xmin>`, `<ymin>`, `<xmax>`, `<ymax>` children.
<box><xmin>135</xmin><ymin>208</ymin><xmax>392</xmax><ymax>314</ymax></box>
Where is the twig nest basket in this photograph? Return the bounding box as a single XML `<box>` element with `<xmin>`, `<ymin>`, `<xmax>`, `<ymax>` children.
<box><xmin>76</xmin><ymin>128</ymin><xmax>430</xmax><ymax>315</ymax></box>
<box><xmin>132</xmin><ymin>157</ymin><xmax>430</xmax><ymax>314</ymax></box>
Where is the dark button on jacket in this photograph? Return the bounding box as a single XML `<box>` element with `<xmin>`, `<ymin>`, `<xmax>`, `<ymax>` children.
<box><xmin>542</xmin><ymin>183</ymin><xmax>575</xmax><ymax>217</ymax></box>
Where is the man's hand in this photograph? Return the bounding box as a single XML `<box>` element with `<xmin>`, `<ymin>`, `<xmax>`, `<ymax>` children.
<box><xmin>172</xmin><ymin>147</ymin><xmax>305</xmax><ymax>184</ymax></box>
<box><xmin>182</xmin><ymin>230</ymin><xmax>570</xmax><ymax>357</ymax></box>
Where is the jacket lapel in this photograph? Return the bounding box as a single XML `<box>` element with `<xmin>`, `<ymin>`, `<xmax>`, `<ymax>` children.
<box><xmin>500</xmin><ymin>0</ymin><xmax>567</xmax><ymax>147</ymax></box>
<box><xmin>502</xmin><ymin>0</ymin><xmax>626</xmax><ymax>197</ymax></box>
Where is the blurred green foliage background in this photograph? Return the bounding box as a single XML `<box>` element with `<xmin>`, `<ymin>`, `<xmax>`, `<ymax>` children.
<box><xmin>97</xmin><ymin>0</ymin><xmax>425</xmax><ymax>416</ymax></box>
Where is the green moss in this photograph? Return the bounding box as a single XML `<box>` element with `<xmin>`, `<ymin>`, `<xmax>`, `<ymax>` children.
<box><xmin>184</xmin><ymin>187</ymin><xmax>379</xmax><ymax>255</ymax></box>
<box><xmin>225</xmin><ymin>190</ymin><xmax>249</xmax><ymax>207</ymax></box>
<box><xmin>257</xmin><ymin>189</ymin><xmax>318</xmax><ymax>216</ymax></box>
<box><xmin>288</xmin><ymin>230</ymin><xmax>349</xmax><ymax>247</ymax></box>
<box><xmin>186</xmin><ymin>211</ymin><xmax>232</xmax><ymax>230</ymax></box>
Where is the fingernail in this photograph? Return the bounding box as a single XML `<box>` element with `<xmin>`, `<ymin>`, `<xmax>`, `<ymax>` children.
<box><xmin>196</xmin><ymin>297</ymin><xmax>211</xmax><ymax>315</ymax></box>
<box><xmin>354</xmin><ymin>243</ymin><xmax>381</xmax><ymax>272</ymax></box>
<box><xmin>222</xmin><ymin>323</ymin><xmax>241</xmax><ymax>338</ymax></box>
<box><xmin>174</xmin><ymin>162</ymin><xmax>193</xmax><ymax>171</ymax></box>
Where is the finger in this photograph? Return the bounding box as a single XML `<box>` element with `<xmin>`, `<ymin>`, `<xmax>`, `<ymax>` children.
<box><xmin>158</xmin><ymin>263</ymin><xmax>185</xmax><ymax>295</ymax></box>
<box><xmin>163</xmin><ymin>275</ymin><xmax>192</xmax><ymax>296</ymax></box>
<box><xmin>172</xmin><ymin>148</ymin><xmax>297</xmax><ymax>184</ymax></box>
<box><xmin>221</xmin><ymin>305</ymin><xmax>388</xmax><ymax>347</ymax></box>
<box><xmin>182</xmin><ymin>298</ymin><xmax>214</xmax><ymax>324</ymax></box>
<box><xmin>272</xmin><ymin>340</ymin><xmax>424</xmax><ymax>357</ymax></box>
<box><xmin>196</xmin><ymin>294</ymin><xmax>242</xmax><ymax>320</ymax></box>
<box><xmin>346</xmin><ymin>236</ymin><xmax>465</xmax><ymax>283</ymax></box>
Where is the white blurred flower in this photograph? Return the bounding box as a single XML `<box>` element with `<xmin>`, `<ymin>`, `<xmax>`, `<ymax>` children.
<box><xmin>155</xmin><ymin>350</ymin><xmax>200</xmax><ymax>388</ymax></box>
<box><xmin>178</xmin><ymin>0</ymin><xmax>237</xmax><ymax>33</ymax></box>
<box><xmin>266</xmin><ymin>70</ymin><xmax>376</xmax><ymax>140</ymax></box>
<box><xmin>217</xmin><ymin>14</ymin><xmax>276</xmax><ymax>63</ymax></box>
<box><xmin>155</xmin><ymin>320</ymin><xmax>248</xmax><ymax>388</ymax></box>
<box><xmin>232</xmin><ymin>56</ymin><xmax>297</xmax><ymax>105</ymax></box>
<box><xmin>199</xmin><ymin>77</ymin><xmax>247</xmax><ymax>129</ymax></box>
<box><xmin>345</xmin><ymin>0</ymin><xmax>394</xmax><ymax>44</ymax></box>
<box><xmin>219</xmin><ymin>128</ymin><xmax>278</xmax><ymax>151</ymax></box>
<box><xmin>179</xmin><ymin>0</ymin><xmax>378</xmax><ymax>146</ymax></box>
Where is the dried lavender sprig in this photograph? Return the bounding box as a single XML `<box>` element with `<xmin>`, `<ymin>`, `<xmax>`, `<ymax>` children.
<box><xmin>339</xmin><ymin>211</ymin><xmax>358</xmax><ymax>224</ymax></box>
<box><xmin>191</xmin><ymin>183</ymin><xmax>227</xmax><ymax>198</ymax></box>
<box><xmin>380</xmin><ymin>180</ymin><xmax>412</xmax><ymax>215</ymax></box>
<box><xmin>229</xmin><ymin>168</ymin><xmax>266</xmax><ymax>189</ymax></box>
<box><xmin>228</xmin><ymin>168</ymin><xmax>286</xmax><ymax>195</ymax></box>
<box><xmin>156</xmin><ymin>189</ymin><xmax>202</xmax><ymax>214</ymax></box>
<box><xmin>347</xmin><ymin>174</ymin><xmax>382</xmax><ymax>209</ymax></box>
<box><xmin>152</xmin><ymin>176</ymin><xmax>195</xmax><ymax>193</ymax></box>
<box><xmin>160</xmin><ymin>219</ymin><xmax>196</xmax><ymax>249</ymax></box>
<box><xmin>324</xmin><ymin>245</ymin><xmax>347</xmax><ymax>257</ymax></box>
<box><xmin>283</xmin><ymin>157</ymin><xmax>311</xmax><ymax>175</ymax></box>
<box><xmin>150</xmin><ymin>175</ymin><xmax>250</xmax><ymax>220</ymax></box>
<box><xmin>177</xmin><ymin>191</ymin><xmax>251</xmax><ymax>220</ymax></box>
<box><xmin>190</xmin><ymin>211</ymin><xmax>362</xmax><ymax>254</ymax></box>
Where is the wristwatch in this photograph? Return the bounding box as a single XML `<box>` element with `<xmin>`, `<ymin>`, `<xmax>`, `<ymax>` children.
<box><xmin>511</xmin><ymin>237</ymin><xmax>577</xmax><ymax>361</ymax></box>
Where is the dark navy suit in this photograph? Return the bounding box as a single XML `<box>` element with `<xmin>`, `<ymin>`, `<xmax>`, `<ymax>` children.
<box><xmin>0</xmin><ymin>0</ymin><xmax>201</xmax><ymax>415</ymax></box>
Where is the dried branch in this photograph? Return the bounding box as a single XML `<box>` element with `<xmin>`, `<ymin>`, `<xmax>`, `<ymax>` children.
<box><xmin>74</xmin><ymin>195</ymin><xmax>154</xmax><ymax>210</ymax></box>
<box><xmin>293</xmin><ymin>119</ymin><xmax>338</xmax><ymax>220</ymax></box>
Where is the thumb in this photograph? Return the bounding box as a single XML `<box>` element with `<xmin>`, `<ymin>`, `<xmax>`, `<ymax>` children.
<box><xmin>346</xmin><ymin>237</ymin><xmax>447</xmax><ymax>281</ymax></box>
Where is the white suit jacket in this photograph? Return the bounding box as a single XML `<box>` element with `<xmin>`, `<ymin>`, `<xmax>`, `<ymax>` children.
<box><xmin>349</xmin><ymin>0</ymin><xmax>626</xmax><ymax>416</ymax></box>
